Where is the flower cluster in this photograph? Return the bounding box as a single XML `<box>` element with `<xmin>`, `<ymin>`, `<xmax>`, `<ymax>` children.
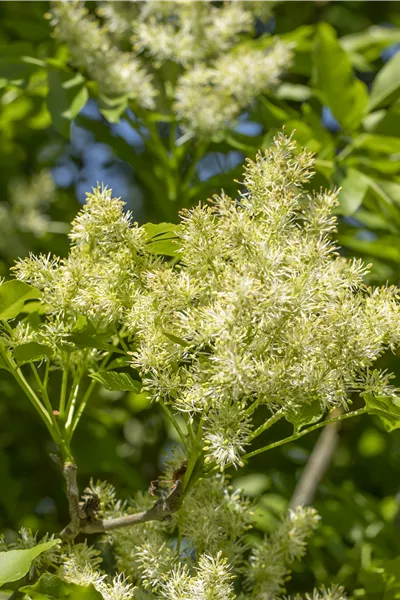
<box><xmin>128</xmin><ymin>134</ymin><xmax>400</xmax><ymax>468</ymax></box>
<box><xmin>105</xmin><ymin>473</ymin><xmax>321</xmax><ymax>599</ymax></box>
<box><xmin>50</xmin><ymin>2</ymin><xmax>155</xmax><ymax>108</ymax></box>
<box><xmin>245</xmin><ymin>507</ymin><xmax>320</xmax><ymax>599</ymax></box>
<box><xmin>13</xmin><ymin>134</ymin><xmax>400</xmax><ymax>470</ymax></box>
<box><xmin>50</xmin><ymin>1</ymin><xmax>290</xmax><ymax>136</ymax></box>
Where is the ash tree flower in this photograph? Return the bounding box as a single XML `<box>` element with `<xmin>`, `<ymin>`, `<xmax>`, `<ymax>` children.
<box><xmin>49</xmin><ymin>1</ymin><xmax>291</xmax><ymax>137</ymax></box>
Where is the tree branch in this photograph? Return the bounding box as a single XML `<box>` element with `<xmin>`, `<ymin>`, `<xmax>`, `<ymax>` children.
<box><xmin>61</xmin><ymin>461</ymin><xmax>84</xmax><ymax>540</ymax></box>
<box><xmin>82</xmin><ymin>481</ymin><xmax>183</xmax><ymax>534</ymax></box>
<box><xmin>289</xmin><ymin>409</ymin><xmax>340</xmax><ymax>509</ymax></box>
<box><xmin>60</xmin><ymin>460</ymin><xmax>183</xmax><ymax>540</ymax></box>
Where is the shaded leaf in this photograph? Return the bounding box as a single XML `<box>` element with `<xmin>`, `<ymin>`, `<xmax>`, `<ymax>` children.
<box><xmin>47</xmin><ymin>66</ymin><xmax>88</xmax><ymax>137</ymax></box>
<box><xmin>162</xmin><ymin>330</ymin><xmax>191</xmax><ymax>347</ymax></box>
<box><xmin>67</xmin><ymin>332</ymin><xmax>121</xmax><ymax>354</ymax></box>
<box><xmin>285</xmin><ymin>402</ymin><xmax>324</xmax><ymax>434</ymax></box>
<box><xmin>365</xmin><ymin>393</ymin><xmax>400</xmax><ymax>432</ymax></box>
<box><xmin>0</xmin><ymin>540</ymin><xmax>59</xmax><ymax>587</ymax></box>
<box><xmin>0</xmin><ymin>281</ymin><xmax>41</xmax><ymax>320</ymax></box>
<box><xmin>14</xmin><ymin>342</ymin><xmax>52</xmax><ymax>366</ymax></box>
<box><xmin>89</xmin><ymin>371</ymin><xmax>141</xmax><ymax>392</ymax></box>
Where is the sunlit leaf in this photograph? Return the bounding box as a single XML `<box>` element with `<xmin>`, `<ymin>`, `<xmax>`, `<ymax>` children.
<box><xmin>336</xmin><ymin>167</ymin><xmax>370</xmax><ymax>216</ymax></box>
<box><xmin>21</xmin><ymin>573</ymin><xmax>103</xmax><ymax>600</ymax></box>
<box><xmin>0</xmin><ymin>540</ymin><xmax>59</xmax><ymax>587</ymax></box>
<box><xmin>313</xmin><ymin>23</ymin><xmax>368</xmax><ymax>130</ymax></box>
<box><xmin>0</xmin><ymin>281</ymin><xmax>41</xmax><ymax>320</ymax></box>
<box><xmin>369</xmin><ymin>51</ymin><xmax>400</xmax><ymax>112</ymax></box>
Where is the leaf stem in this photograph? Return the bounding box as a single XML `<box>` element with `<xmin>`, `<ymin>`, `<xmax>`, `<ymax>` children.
<box><xmin>249</xmin><ymin>408</ymin><xmax>285</xmax><ymax>441</ymax></box>
<box><xmin>243</xmin><ymin>407</ymin><xmax>368</xmax><ymax>461</ymax></box>
<box><xmin>30</xmin><ymin>363</ymin><xmax>62</xmax><ymax>437</ymax></box>
<box><xmin>68</xmin><ymin>354</ymin><xmax>111</xmax><ymax>438</ymax></box>
<box><xmin>59</xmin><ymin>354</ymin><xmax>70</xmax><ymax>420</ymax></box>
<box><xmin>65</xmin><ymin>377</ymin><xmax>81</xmax><ymax>430</ymax></box>
<box><xmin>159</xmin><ymin>398</ymin><xmax>189</xmax><ymax>452</ymax></box>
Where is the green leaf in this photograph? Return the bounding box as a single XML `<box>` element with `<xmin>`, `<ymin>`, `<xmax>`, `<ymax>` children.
<box><xmin>313</xmin><ymin>23</ymin><xmax>368</xmax><ymax>130</ymax></box>
<box><xmin>98</xmin><ymin>93</ymin><xmax>128</xmax><ymax>124</ymax></box>
<box><xmin>338</xmin><ymin>234</ymin><xmax>400</xmax><ymax>263</ymax></box>
<box><xmin>162</xmin><ymin>330</ymin><xmax>191</xmax><ymax>347</ymax></box>
<box><xmin>67</xmin><ymin>332</ymin><xmax>121</xmax><ymax>354</ymax></box>
<box><xmin>21</xmin><ymin>573</ymin><xmax>103</xmax><ymax>600</ymax></box>
<box><xmin>285</xmin><ymin>402</ymin><xmax>324</xmax><ymax>434</ymax></box>
<box><xmin>232</xmin><ymin>474</ymin><xmax>270</xmax><ymax>497</ymax></box>
<box><xmin>349</xmin><ymin>133</ymin><xmax>400</xmax><ymax>154</ymax></box>
<box><xmin>143</xmin><ymin>223</ymin><xmax>182</xmax><ymax>257</ymax></box>
<box><xmin>359</xmin><ymin>557</ymin><xmax>400</xmax><ymax>599</ymax></box>
<box><xmin>364</xmin><ymin>393</ymin><xmax>400</xmax><ymax>432</ymax></box>
<box><xmin>275</xmin><ymin>83</ymin><xmax>312</xmax><ymax>102</ymax></box>
<box><xmin>340</xmin><ymin>26</ymin><xmax>400</xmax><ymax>56</ymax></box>
<box><xmin>0</xmin><ymin>43</ymin><xmax>42</xmax><ymax>83</ymax></box>
<box><xmin>368</xmin><ymin>51</ymin><xmax>400</xmax><ymax>112</ymax></box>
<box><xmin>143</xmin><ymin>222</ymin><xmax>181</xmax><ymax>239</ymax></box>
<box><xmin>0</xmin><ymin>281</ymin><xmax>41</xmax><ymax>320</ymax></box>
<box><xmin>47</xmin><ymin>66</ymin><xmax>88</xmax><ymax>137</ymax></box>
<box><xmin>336</xmin><ymin>167</ymin><xmax>370</xmax><ymax>216</ymax></box>
<box><xmin>89</xmin><ymin>371</ymin><xmax>141</xmax><ymax>392</ymax></box>
<box><xmin>14</xmin><ymin>342</ymin><xmax>53</xmax><ymax>366</ymax></box>
<box><xmin>0</xmin><ymin>540</ymin><xmax>59</xmax><ymax>587</ymax></box>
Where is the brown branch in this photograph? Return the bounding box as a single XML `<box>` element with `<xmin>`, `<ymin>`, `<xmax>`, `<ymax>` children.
<box><xmin>82</xmin><ymin>481</ymin><xmax>183</xmax><ymax>534</ymax></box>
<box><xmin>61</xmin><ymin>461</ymin><xmax>85</xmax><ymax>540</ymax></box>
<box><xmin>289</xmin><ymin>408</ymin><xmax>341</xmax><ymax>509</ymax></box>
<box><xmin>60</xmin><ymin>460</ymin><xmax>183</xmax><ymax>540</ymax></box>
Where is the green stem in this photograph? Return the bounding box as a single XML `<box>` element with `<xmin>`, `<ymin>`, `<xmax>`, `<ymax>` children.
<box><xmin>65</xmin><ymin>377</ymin><xmax>81</xmax><ymax>430</ymax></box>
<box><xmin>186</xmin><ymin>417</ymin><xmax>196</xmax><ymax>448</ymax></box>
<box><xmin>249</xmin><ymin>408</ymin><xmax>285</xmax><ymax>441</ymax></box>
<box><xmin>182</xmin><ymin>415</ymin><xmax>204</xmax><ymax>494</ymax></box>
<box><xmin>159</xmin><ymin>398</ymin><xmax>189</xmax><ymax>452</ymax></box>
<box><xmin>30</xmin><ymin>363</ymin><xmax>62</xmax><ymax>437</ymax></box>
<box><xmin>115</xmin><ymin>328</ymin><xmax>129</xmax><ymax>353</ymax></box>
<box><xmin>243</xmin><ymin>407</ymin><xmax>368</xmax><ymax>461</ymax></box>
<box><xmin>0</xmin><ymin>345</ymin><xmax>55</xmax><ymax>439</ymax></box>
<box><xmin>181</xmin><ymin>141</ymin><xmax>208</xmax><ymax>192</ymax></box>
<box><xmin>59</xmin><ymin>354</ymin><xmax>70</xmax><ymax>420</ymax></box>
<box><xmin>69</xmin><ymin>354</ymin><xmax>111</xmax><ymax>438</ymax></box>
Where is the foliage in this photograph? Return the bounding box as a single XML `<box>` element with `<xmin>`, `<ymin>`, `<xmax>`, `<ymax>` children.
<box><xmin>2</xmin><ymin>2</ymin><xmax>400</xmax><ymax>600</ymax></box>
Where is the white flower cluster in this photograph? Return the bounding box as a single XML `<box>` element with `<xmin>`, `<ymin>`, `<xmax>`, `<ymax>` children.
<box><xmin>50</xmin><ymin>2</ymin><xmax>155</xmax><ymax>108</ymax></box>
<box><xmin>128</xmin><ymin>134</ymin><xmax>400</xmax><ymax>468</ymax></box>
<box><xmin>105</xmin><ymin>474</ymin><xmax>320</xmax><ymax>599</ymax></box>
<box><xmin>13</xmin><ymin>134</ymin><xmax>400</xmax><ymax>469</ymax></box>
<box><xmin>58</xmin><ymin>543</ymin><xmax>135</xmax><ymax>600</ymax></box>
<box><xmin>245</xmin><ymin>507</ymin><xmax>320</xmax><ymax>599</ymax></box>
<box><xmin>50</xmin><ymin>1</ymin><xmax>290</xmax><ymax>136</ymax></box>
<box><xmin>14</xmin><ymin>185</ymin><xmax>153</xmax><ymax>328</ymax></box>
<box><xmin>174</xmin><ymin>41</ymin><xmax>292</xmax><ymax>136</ymax></box>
